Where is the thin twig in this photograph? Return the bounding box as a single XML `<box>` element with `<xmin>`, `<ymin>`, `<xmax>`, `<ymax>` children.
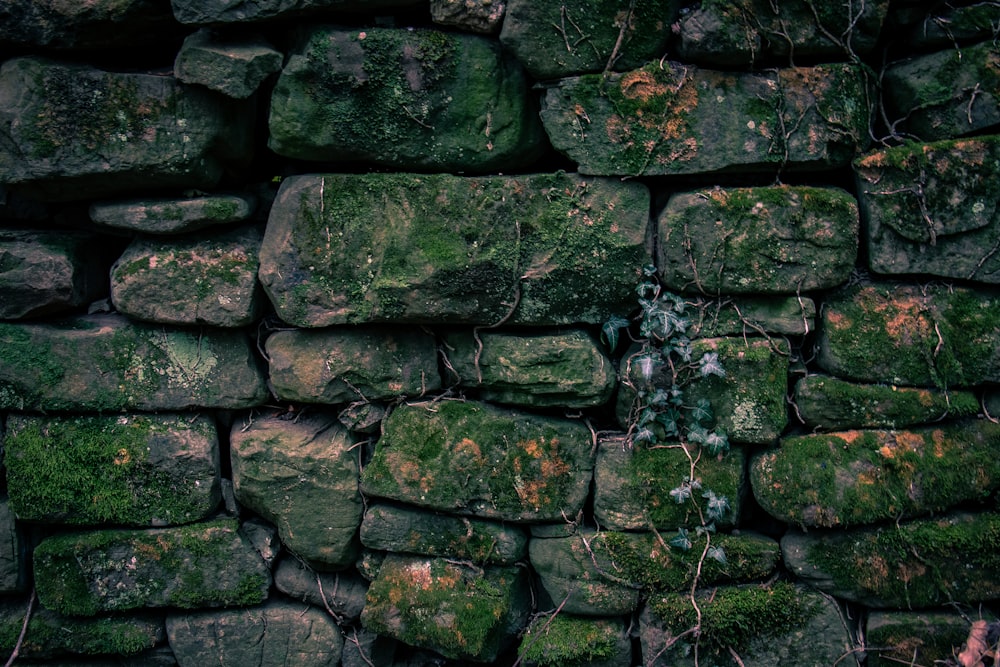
<box><xmin>4</xmin><ymin>588</ymin><xmax>35</xmax><ymax>667</ymax></box>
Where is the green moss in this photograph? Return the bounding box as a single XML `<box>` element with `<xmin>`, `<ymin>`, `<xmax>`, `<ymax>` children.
<box><xmin>0</xmin><ymin>614</ymin><xmax>157</xmax><ymax>657</ymax></box>
<box><xmin>202</xmin><ymin>199</ymin><xmax>240</xmax><ymax>221</ymax></box>
<box><xmin>866</xmin><ymin>616</ymin><xmax>970</xmax><ymax>667</ymax></box>
<box><xmin>519</xmin><ymin>615</ymin><xmax>621</xmax><ymax>666</ymax></box>
<box><xmin>650</xmin><ymin>581</ymin><xmax>815</xmax><ymax>653</ymax></box>
<box><xmin>0</xmin><ymin>325</ymin><xmax>62</xmax><ymax>408</ymax></box>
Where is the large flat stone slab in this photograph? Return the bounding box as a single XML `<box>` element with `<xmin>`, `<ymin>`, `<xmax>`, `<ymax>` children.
<box><xmin>259</xmin><ymin>172</ymin><xmax>650</xmax><ymax>326</ymax></box>
<box><xmin>540</xmin><ymin>61</ymin><xmax>869</xmax><ymax>176</ymax></box>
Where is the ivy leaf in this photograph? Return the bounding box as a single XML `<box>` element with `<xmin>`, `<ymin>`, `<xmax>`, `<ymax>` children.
<box><xmin>669</xmin><ymin>483</ymin><xmax>691</xmax><ymax>504</ymax></box>
<box><xmin>670</xmin><ymin>528</ymin><xmax>692</xmax><ymax>551</ymax></box>
<box><xmin>649</xmin><ymin>388</ymin><xmax>672</xmax><ymax>407</ymax></box>
<box><xmin>655</xmin><ymin>408</ymin><xmax>681</xmax><ymax>437</ymax></box>
<box><xmin>642</xmin><ymin>263</ymin><xmax>658</xmax><ymax>277</ymax></box>
<box><xmin>635</xmin><ymin>353</ymin><xmax>658</xmax><ymax>383</ymax></box>
<box><xmin>703</xmin><ymin>430</ymin><xmax>730</xmax><ymax>456</ymax></box>
<box><xmin>698</xmin><ymin>352</ymin><xmax>726</xmax><ymax>378</ymax></box>
<box><xmin>703</xmin><ymin>491</ymin><xmax>730</xmax><ymax>522</ymax></box>
<box><xmin>689</xmin><ymin>398</ymin><xmax>713</xmax><ymax>425</ymax></box>
<box><xmin>672</xmin><ymin>336</ymin><xmax>693</xmax><ymax>362</ymax></box>
<box><xmin>633</xmin><ymin>427</ymin><xmax>656</xmax><ymax>444</ymax></box>
<box><xmin>707</xmin><ymin>545</ymin><xmax>727</xmax><ymax>565</ymax></box>
<box><xmin>601</xmin><ymin>315</ymin><xmax>630</xmax><ymax>350</ymax></box>
<box><xmin>687</xmin><ymin>424</ymin><xmax>708</xmax><ymax>445</ymax></box>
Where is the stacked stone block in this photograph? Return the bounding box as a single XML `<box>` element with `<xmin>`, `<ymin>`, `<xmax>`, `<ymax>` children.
<box><xmin>1</xmin><ymin>1</ymin><xmax>1000</xmax><ymax>665</ymax></box>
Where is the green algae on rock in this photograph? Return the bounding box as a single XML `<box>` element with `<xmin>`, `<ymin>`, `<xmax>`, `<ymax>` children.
<box><xmin>360</xmin><ymin>400</ymin><xmax>594</xmax><ymax>522</ymax></box>
<box><xmin>268</xmin><ymin>27</ymin><xmax>543</xmax><ymax>171</ymax></box>
<box><xmin>866</xmin><ymin>611</ymin><xmax>979</xmax><ymax>667</ymax></box>
<box><xmin>5</xmin><ymin>413</ymin><xmax>220</xmax><ymax>527</ymax></box>
<box><xmin>361</xmin><ymin>554</ymin><xmax>529</xmax><ymax>663</ymax></box>
<box><xmin>89</xmin><ymin>193</ymin><xmax>256</xmax><ymax>235</ymax></box>
<box><xmin>33</xmin><ymin>519</ymin><xmax>271</xmax><ymax>616</ymax></box>
<box><xmin>658</xmin><ymin>186</ymin><xmax>859</xmax><ymax>294</ymax></box>
<box><xmin>781</xmin><ymin>512</ymin><xmax>1000</xmax><ymax>608</ymax></box>
<box><xmin>259</xmin><ymin>172</ymin><xmax>650</xmax><ymax>326</ymax></box>
<box><xmin>752</xmin><ymin>421</ymin><xmax>1000</xmax><ymax>528</ymax></box>
<box><xmin>0</xmin><ymin>603</ymin><xmax>162</xmax><ymax>659</ymax></box>
<box><xmin>518</xmin><ymin>615</ymin><xmax>630</xmax><ymax>667</ymax></box>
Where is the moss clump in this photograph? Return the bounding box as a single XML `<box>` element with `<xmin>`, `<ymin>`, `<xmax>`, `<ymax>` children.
<box><xmin>0</xmin><ymin>324</ymin><xmax>63</xmax><ymax>409</ymax></box>
<box><xmin>650</xmin><ymin>582</ymin><xmax>816</xmax><ymax>653</ymax></box>
<box><xmin>519</xmin><ymin>615</ymin><xmax>622</xmax><ymax>666</ymax></box>
<box><xmin>0</xmin><ymin>613</ymin><xmax>159</xmax><ymax>657</ymax></box>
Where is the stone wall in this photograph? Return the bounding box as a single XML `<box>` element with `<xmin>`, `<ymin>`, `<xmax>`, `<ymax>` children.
<box><xmin>1</xmin><ymin>1</ymin><xmax>999</xmax><ymax>665</ymax></box>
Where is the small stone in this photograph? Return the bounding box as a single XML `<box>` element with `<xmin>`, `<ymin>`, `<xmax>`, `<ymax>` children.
<box><xmin>174</xmin><ymin>29</ymin><xmax>283</xmax><ymax>99</ymax></box>
<box><xmin>90</xmin><ymin>193</ymin><xmax>256</xmax><ymax>235</ymax></box>
<box><xmin>431</xmin><ymin>0</ymin><xmax>506</xmax><ymax>34</ymax></box>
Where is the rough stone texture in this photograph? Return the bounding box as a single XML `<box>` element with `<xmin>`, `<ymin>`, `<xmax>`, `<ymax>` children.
<box><xmin>0</xmin><ymin>498</ymin><xmax>24</xmax><ymax>592</ymax></box>
<box><xmin>360</xmin><ymin>400</ymin><xmax>595</xmax><ymax>522</ymax></box>
<box><xmin>658</xmin><ymin>186</ymin><xmax>859</xmax><ymax>294</ymax></box>
<box><xmin>866</xmin><ymin>611</ymin><xmax>976</xmax><ymax>667</ymax></box>
<box><xmin>0</xmin><ymin>230</ymin><xmax>109</xmax><ymax>319</ymax></box>
<box><xmin>593</xmin><ymin>436</ymin><xmax>745</xmax><ymax>532</ymax></box>
<box><xmin>817</xmin><ymin>282</ymin><xmax>1000</xmax><ymax>387</ymax></box>
<box><xmin>361</xmin><ymin>554</ymin><xmax>530</xmax><ymax>662</ymax></box>
<box><xmin>0</xmin><ymin>314</ymin><xmax>268</xmax><ymax>412</ymax></box>
<box><xmin>540</xmin><ymin>61</ymin><xmax>869</xmax><ymax>176</ymax></box>
<box><xmin>431</xmin><ymin>0</ymin><xmax>506</xmax><ymax>34</ymax></box>
<box><xmin>174</xmin><ymin>29</ymin><xmax>283</xmax><ymax>99</ymax></box>
<box><xmin>442</xmin><ymin>329</ymin><xmax>616</xmax><ymax>408</ymax></box>
<box><xmin>259</xmin><ymin>172</ymin><xmax>650</xmax><ymax>326</ymax></box>
<box><xmin>341</xmin><ymin>627</ymin><xmax>397</xmax><ymax>667</ymax></box>
<box><xmin>794</xmin><ymin>375</ymin><xmax>980</xmax><ymax>430</ymax></box>
<box><xmin>519</xmin><ymin>615</ymin><xmax>631</xmax><ymax>667</ymax></box>
<box><xmin>266</xmin><ymin>327</ymin><xmax>440</xmax><ymax>404</ymax></box>
<box><xmin>360</xmin><ymin>502</ymin><xmax>528</xmax><ymax>564</ymax></box>
<box><xmin>752</xmin><ymin>420</ymin><xmax>1000</xmax><ymax>528</ymax></box>
<box><xmin>617</xmin><ymin>338</ymin><xmax>790</xmax><ymax>445</ymax></box>
<box><xmin>686</xmin><ymin>295</ymin><xmax>816</xmax><ymax>337</ymax></box>
<box><xmin>530</xmin><ymin>530</ymin><xmax>779</xmax><ymax>617</ymax></box>
<box><xmin>110</xmin><ymin>226</ymin><xmax>263</xmax><ymax>327</ymax></box>
<box><xmin>884</xmin><ymin>40</ymin><xmax>1000</xmax><ymax>141</ymax></box>
<box><xmin>640</xmin><ymin>583</ymin><xmax>852</xmax><ymax>666</ymax></box>
<box><xmin>855</xmin><ymin>136</ymin><xmax>1000</xmax><ymax>283</ymax></box>
<box><xmin>33</xmin><ymin>519</ymin><xmax>271</xmax><ymax>615</ymax></box>
<box><xmin>230</xmin><ymin>412</ymin><xmax>362</xmax><ymax>570</ymax></box>
<box><xmin>499</xmin><ymin>0</ymin><xmax>675</xmax><ymax>80</ymax></box>
<box><xmin>904</xmin><ymin>2</ymin><xmax>1000</xmax><ymax>50</ymax></box>
<box><xmin>171</xmin><ymin>0</ymin><xmax>421</xmax><ymax>24</ymax></box>
<box><xmin>0</xmin><ymin>57</ymin><xmax>251</xmax><ymax>201</ymax></box>
<box><xmin>273</xmin><ymin>556</ymin><xmax>368</xmax><ymax>622</ymax></box>
<box><xmin>268</xmin><ymin>27</ymin><xmax>544</xmax><ymax>171</ymax></box>
<box><xmin>676</xmin><ymin>0</ymin><xmax>889</xmax><ymax>66</ymax></box>
<box><xmin>0</xmin><ymin>0</ymin><xmax>180</xmax><ymax>50</ymax></box>
<box><xmin>5</xmin><ymin>413</ymin><xmax>220</xmax><ymax>527</ymax></box>
<box><xmin>0</xmin><ymin>603</ymin><xmax>163</xmax><ymax>659</ymax></box>
<box><xmin>166</xmin><ymin>600</ymin><xmax>342</xmax><ymax>667</ymax></box>
<box><xmin>90</xmin><ymin>193</ymin><xmax>256</xmax><ymax>235</ymax></box>
<box><xmin>782</xmin><ymin>511</ymin><xmax>1000</xmax><ymax>608</ymax></box>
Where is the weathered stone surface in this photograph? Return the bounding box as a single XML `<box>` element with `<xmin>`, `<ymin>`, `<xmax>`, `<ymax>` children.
<box><xmin>110</xmin><ymin>226</ymin><xmax>263</xmax><ymax>327</ymax></box>
<box><xmin>752</xmin><ymin>420</ymin><xmax>1000</xmax><ymax>528</ymax></box>
<box><xmin>676</xmin><ymin>0</ymin><xmax>888</xmax><ymax>66</ymax></box>
<box><xmin>442</xmin><ymin>329</ymin><xmax>615</xmax><ymax>408</ymax></box>
<box><xmin>866</xmin><ymin>611</ymin><xmax>975</xmax><ymax>667</ymax></box>
<box><xmin>360</xmin><ymin>401</ymin><xmax>594</xmax><ymax>522</ymax></box>
<box><xmin>499</xmin><ymin>0</ymin><xmax>675</xmax><ymax>80</ymax></box>
<box><xmin>686</xmin><ymin>295</ymin><xmax>816</xmax><ymax>337</ymax></box>
<box><xmin>360</xmin><ymin>502</ymin><xmax>528</xmax><ymax>565</ymax></box>
<box><xmin>174</xmin><ymin>29</ymin><xmax>283</xmax><ymax>99</ymax></box>
<box><xmin>5</xmin><ymin>413</ymin><xmax>220</xmax><ymax>527</ymax></box>
<box><xmin>794</xmin><ymin>375</ymin><xmax>980</xmax><ymax>430</ymax></box>
<box><xmin>593</xmin><ymin>435</ymin><xmax>745</xmax><ymax>532</ymax></box>
<box><xmin>0</xmin><ymin>314</ymin><xmax>268</xmax><ymax>412</ymax></box>
<box><xmin>259</xmin><ymin>172</ymin><xmax>650</xmax><ymax>326</ymax></box>
<box><xmin>884</xmin><ymin>41</ymin><xmax>1000</xmax><ymax>141</ymax></box>
<box><xmin>617</xmin><ymin>337</ymin><xmax>790</xmax><ymax>444</ymax></box>
<box><xmin>90</xmin><ymin>193</ymin><xmax>256</xmax><ymax>235</ymax></box>
<box><xmin>273</xmin><ymin>556</ymin><xmax>367</xmax><ymax>622</ymax></box>
<box><xmin>640</xmin><ymin>582</ymin><xmax>851</xmax><ymax>666</ymax></box>
<box><xmin>855</xmin><ymin>136</ymin><xmax>1000</xmax><ymax>283</ymax></box>
<box><xmin>361</xmin><ymin>554</ymin><xmax>530</xmax><ymax>662</ymax></box>
<box><xmin>266</xmin><ymin>327</ymin><xmax>440</xmax><ymax>404</ymax></box>
<box><xmin>658</xmin><ymin>186</ymin><xmax>858</xmax><ymax>294</ymax></box>
<box><xmin>0</xmin><ymin>603</ymin><xmax>163</xmax><ymax>659</ymax></box>
<box><xmin>540</xmin><ymin>61</ymin><xmax>869</xmax><ymax>176</ymax></box>
<box><xmin>905</xmin><ymin>3</ymin><xmax>1000</xmax><ymax>49</ymax></box>
<box><xmin>431</xmin><ymin>0</ymin><xmax>506</xmax><ymax>34</ymax></box>
<box><xmin>518</xmin><ymin>615</ymin><xmax>630</xmax><ymax>667</ymax></box>
<box><xmin>0</xmin><ymin>0</ymin><xmax>179</xmax><ymax>50</ymax></box>
<box><xmin>530</xmin><ymin>530</ymin><xmax>779</xmax><ymax>617</ymax></box>
<box><xmin>817</xmin><ymin>282</ymin><xmax>1000</xmax><ymax>387</ymax></box>
<box><xmin>33</xmin><ymin>519</ymin><xmax>271</xmax><ymax>615</ymax></box>
<box><xmin>0</xmin><ymin>230</ymin><xmax>109</xmax><ymax>319</ymax></box>
<box><xmin>167</xmin><ymin>600</ymin><xmax>342</xmax><ymax>667</ymax></box>
<box><xmin>0</xmin><ymin>57</ymin><xmax>251</xmax><ymax>201</ymax></box>
<box><xmin>341</xmin><ymin>627</ymin><xmax>397</xmax><ymax>667</ymax></box>
<box><xmin>171</xmin><ymin>0</ymin><xmax>421</xmax><ymax>24</ymax></box>
<box><xmin>230</xmin><ymin>412</ymin><xmax>362</xmax><ymax>570</ymax></box>
<box><xmin>268</xmin><ymin>27</ymin><xmax>543</xmax><ymax>171</ymax></box>
<box><xmin>781</xmin><ymin>512</ymin><xmax>1000</xmax><ymax>608</ymax></box>
<box><xmin>240</xmin><ymin>517</ymin><xmax>281</xmax><ymax>567</ymax></box>
<box><xmin>0</xmin><ymin>498</ymin><xmax>24</xmax><ymax>592</ymax></box>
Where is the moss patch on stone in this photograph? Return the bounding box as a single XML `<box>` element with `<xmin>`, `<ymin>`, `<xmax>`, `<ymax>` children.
<box><xmin>519</xmin><ymin>615</ymin><xmax>624</xmax><ymax>666</ymax></box>
<box><xmin>0</xmin><ymin>609</ymin><xmax>161</xmax><ymax>658</ymax></box>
